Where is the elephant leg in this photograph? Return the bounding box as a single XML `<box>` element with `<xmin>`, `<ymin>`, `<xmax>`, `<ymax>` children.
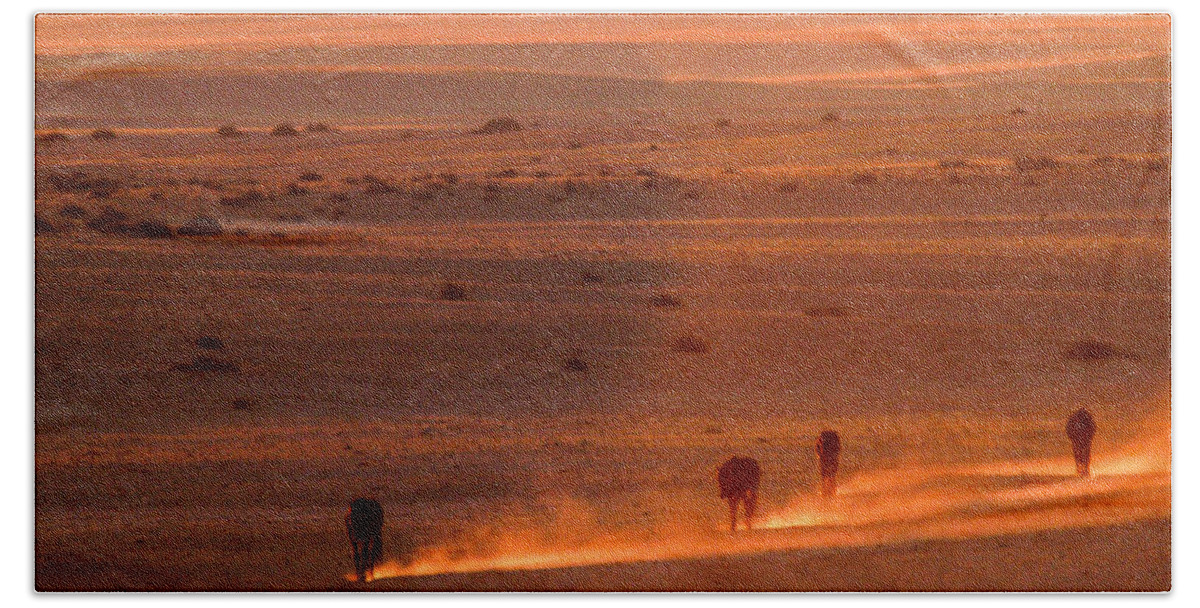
<box><xmin>351</xmin><ymin>539</ymin><xmax>366</xmax><ymax>582</ymax></box>
<box><xmin>727</xmin><ymin>497</ymin><xmax>740</xmax><ymax>532</ymax></box>
<box><xmin>1072</xmin><ymin>438</ymin><xmax>1092</xmax><ymax>477</ymax></box>
<box><xmin>744</xmin><ymin>490</ymin><xmax>758</xmax><ymax>530</ymax></box>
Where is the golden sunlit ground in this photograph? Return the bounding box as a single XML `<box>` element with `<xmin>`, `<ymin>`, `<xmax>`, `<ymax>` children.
<box><xmin>34</xmin><ymin>13</ymin><xmax>1170</xmax><ymax>591</ymax></box>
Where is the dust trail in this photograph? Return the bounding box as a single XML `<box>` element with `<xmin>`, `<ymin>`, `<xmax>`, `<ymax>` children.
<box><xmin>351</xmin><ymin>408</ymin><xmax>1169</xmax><ymax>582</ymax></box>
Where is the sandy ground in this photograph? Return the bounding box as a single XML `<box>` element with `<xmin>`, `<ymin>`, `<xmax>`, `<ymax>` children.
<box><xmin>34</xmin><ymin>112</ymin><xmax>1170</xmax><ymax>591</ymax></box>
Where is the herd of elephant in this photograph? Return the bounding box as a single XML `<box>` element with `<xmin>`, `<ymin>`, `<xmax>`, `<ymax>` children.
<box><xmin>343</xmin><ymin>408</ymin><xmax>1098</xmax><ymax>582</ymax></box>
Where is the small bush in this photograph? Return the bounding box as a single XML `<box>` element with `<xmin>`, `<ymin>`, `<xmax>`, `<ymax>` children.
<box><xmin>217</xmin><ymin>125</ymin><xmax>245</xmax><ymax>138</ymax></box>
<box><xmin>286</xmin><ymin>183</ymin><xmax>310</xmax><ymax>196</ymax></box>
<box><xmin>298</xmin><ymin>172</ymin><xmax>324</xmax><ymax>182</ymax></box>
<box><xmin>580</xmin><ymin>271</ymin><xmax>603</xmax><ymax>285</ymax></box>
<box><xmin>674</xmin><ymin>334</ymin><xmax>711</xmax><ymax>354</ymax></box>
<box><xmin>58</xmin><ymin>205</ymin><xmax>87</xmax><ymax>219</ymax></box>
<box><xmin>715</xmin><ymin>118</ymin><xmax>732</xmax><ymax>128</ymax></box>
<box><xmin>490</xmin><ymin>168</ymin><xmax>519</xmax><ymax>179</ymax></box>
<box><xmin>850</xmin><ymin>171</ymin><xmax>878</xmax><ymax>185</ymax></box>
<box><xmin>220</xmin><ymin>189</ymin><xmax>268</xmax><ymax>207</ymax></box>
<box><xmin>131</xmin><ymin>220</ymin><xmax>174</xmax><ymax>239</ymax></box>
<box><xmin>778</xmin><ymin>180</ymin><xmax>802</xmax><ymax>193</ymax></box>
<box><xmin>91</xmin><ymin>129</ymin><xmax>118</xmax><ymax>140</ymax></box>
<box><xmin>440</xmin><ymin>282</ymin><xmax>467</xmax><ymax>301</ymax></box>
<box><xmin>196</xmin><ymin>336</ymin><xmax>225</xmax><ymax>350</ymax></box>
<box><xmin>439</xmin><ymin>172</ymin><xmax>459</xmax><ymax>186</ymax></box>
<box><xmin>271</xmin><ymin>124</ymin><xmax>301</xmax><ymax>137</ymax></box>
<box><xmin>821</xmin><ymin>112</ymin><xmax>842</xmax><ymax>123</ymax></box>
<box><xmin>1010</xmin><ymin>107</ymin><xmax>1028</xmax><ymax>116</ymax></box>
<box><xmin>474</xmin><ymin>117</ymin><xmax>523</xmax><ymax>135</ymax></box>
<box><xmin>1064</xmin><ymin>340</ymin><xmax>1118</xmax><ymax>361</ymax></box>
<box><xmin>564</xmin><ymin>357</ymin><xmax>588</xmax><ymax>372</ymax></box>
<box><xmin>1146</xmin><ymin>159</ymin><xmax>1169</xmax><ymax>172</ymax></box>
<box><xmin>35</xmin><ymin>216</ymin><xmax>55</xmax><ymax>235</ymax></box>
<box><xmin>304</xmin><ymin>122</ymin><xmax>332</xmax><ymax>133</ymax></box>
<box><xmin>86</xmin><ymin>207</ymin><xmax>130</xmax><ymax>234</ymax></box>
<box><xmin>36</xmin><ymin>132</ymin><xmax>69</xmax><ymax>144</ymax></box>
<box><xmin>177</xmin><ymin>216</ymin><xmax>223</xmax><ymax>237</ymax></box>
<box><xmin>650</xmin><ymin>294</ymin><xmax>682</xmax><ymax>308</ymax></box>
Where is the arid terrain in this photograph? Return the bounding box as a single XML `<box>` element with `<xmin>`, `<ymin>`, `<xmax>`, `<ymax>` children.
<box><xmin>34</xmin><ymin>107</ymin><xmax>1170</xmax><ymax>590</ymax></box>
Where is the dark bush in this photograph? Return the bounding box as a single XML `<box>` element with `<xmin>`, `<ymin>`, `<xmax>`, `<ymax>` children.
<box><xmin>86</xmin><ymin>207</ymin><xmax>130</xmax><ymax>234</ymax></box>
<box><xmin>304</xmin><ymin>122</ymin><xmax>332</xmax><ymax>133</ymax></box>
<box><xmin>46</xmin><ymin>172</ymin><xmax>120</xmax><ymax>195</ymax></box>
<box><xmin>131</xmin><ymin>220</ymin><xmax>174</xmax><ymax>239</ymax></box>
<box><xmin>580</xmin><ymin>271</ymin><xmax>603</xmax><ymax>285</ymax></box>
<box><xmin>674</xmin><ymin>334</ymin><xmax>711</xmax><ymax>354</ymax></box>
<box><xmin>634</xmin><ymin>167</ymin><xmax>658</xmax><ymax>178</ymax></box>
<box><xmin>298</xmin><ymin>172</ymin><xmax>324</xmax><ymax>182</ymax></box>
<box><xmin>286</xmin><ymin>183</ymin><xmax>310</xmax><ymax>196</ymax></box>
<box><xmin>35</xmin><ymin>216</ymin><xmax>55</xmax><ymax>235</ymax></box>
<box><xmin>1014</xmin><ymin>156</ymin><xmax>1059</xmax><ymax>171</ymax></box>
<box><xmin>196</xmin><ymin>336</ymin><xmax>225</xmax><ymax>350</ymax></box>
<box><xmin>177</xmin><ymin>216</ymin><xmax>223</xmax><ymax>237</ymax></box>
<box><xmin>1146</xmin><ymin>159</ymin><xmax>1169</xmax><ymax>172</ymax></box>
<box><xmin>715</xmin><ymin>118</ymin><xmax>732</xmax><ymax>128</ymax></box>
<box><xmin>58</xmin><ymin>205</ymin><xmax>87</xmax><ymax>219</ymax></box>
<box><xmin>91</xmin><ymin>129</ymin><xmax>118</xmax><ymax>140</ymax></box>
<box><xmin>778</xmin><ymin>180</ymin><xmax>802</xmax><ymax>193</ymax></box>
<box><xmin>821</xmin><ymin>112</ymin><xmax>842</xmax><ymax>123</ymax></box>
<box><xmin>850</xmin><ymin>171</ymin><xmax>878</xmax><ymax>185</ymax></box>
<box><xmin>1064</xmin><ymin>340</ymin><xmax>1118</xmax><ymax>361</ymax></box>
<box><xmin>1010</xmin><ymin>107</ymin><xmax>1028</xmax><ymax>116</ymax></box>
<box><xmin>564</xmin><ymin>357</ymin><xmax>588</xmax><ymax>372</ymax></box>
<box><xmin>220</xmin><ymin>189</ymin><xmax>268</xmax><ymax>207</ymax></box>
<box><xmin>440</xmin><ymin>282</ymin><xmax>467</xmax><ymax>301</ymax></box>
<box><xmin>490</xmin><ymin>168</ymin><xmax>520</xmax><ymax>178</ymax></box>
<box><xmin>216</xmin><ymin>125</ymin><xmax>246</xmax><ymax>138</ymax></box>
<box><xmin>36</xmin><ymin>132</ymin><xmax>69</xmax><ymax>144</ymax></box>
<box><xmin>650</xmin><ymin>293</ymin><xmax>682</xmax><ymax>308</ymax></box>
<box><xmin>473</xmin><ymin>117</ymin><xmax>523</xmax><ymax>135</ymax></box>
<box><xmin>439</xmin><ymin>172</ymin><xmax>459</xmax><ymax>186</ymax></box>
<box><xmin>271</xmin><ymin>124</ymin><xmax>300</xmax><ymax>137</ymax></box>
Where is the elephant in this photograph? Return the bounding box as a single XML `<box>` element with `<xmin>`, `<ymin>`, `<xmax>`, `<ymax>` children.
<box><xmin>718</xmin><ymin>456</ymin><xmax>762</xmax><ymax>532</ymax></box>
<box><xmin>1066</xmin><ymin>408</ymin><xmax>1096</xmax><ymax>477</ymax></box>
<box><xmin>345</xmin><ymin>498</ymin><xmax>384</xmax><ymax>582</ymax></box>
<box><xmin>815</xmin><ymin>430</ymin><xmax>842</xmax><ymax>497</ymax></box>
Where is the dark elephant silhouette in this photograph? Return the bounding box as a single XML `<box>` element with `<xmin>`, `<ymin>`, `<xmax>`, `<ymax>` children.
<box><xmin>718</xmin><ymin>456</ymin><xmax>761</xmax><ymax>532</ymax></box>
<box><xmin>815</xmin><ymin>430</ymin><xmax>842</xmax><ymax>497</ymax></box>
<box><xmin>1066</xmin><ymin>408</ymin><xmax>1096</xmax><ymax>477</ymax></box>
<box><xmin>345</xmin><ymin>498</ymin><xmax>384</xmax><ymax>582</ymax></box>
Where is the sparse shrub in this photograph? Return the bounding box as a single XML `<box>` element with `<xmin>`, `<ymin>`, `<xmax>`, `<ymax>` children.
<box><xmin>850</xmin><ymin>171</ymin><xmax>878</xmax><ymax>185</ymax></box>
<box><xmin>361</xmin><ymin>174</ymin><xmax>395</xmax><ymax>194</ymax></box>
<box><xmin>177</xmin><ymin>216</ymin><xmax>223</xmax><ymax>237</ymax></box>
<box><xmin>271</xmin><ymin>124</ymin><xmax>300</xmax><ymax>137</ymax></box>
<box><xmin>216</xmin><ymin>125</ymin><xmax>245</xmax><ymax>138</ymax></box>
<box><xmin>490</xmin><ymin>168</ymin><xmax>520</xmax><ymax>179</ymax></box>
<box><xmin>440</xmin><ymin>282</ymin><xmax>467</xmax><ymax>301</ymax></box>
<box><xmin>231</xmin><ymin>399</ymin><xmax>254</xmax><ymax>411</ymax></box>
<box><xmin>1064</xmin><ymin>340</ymin><xmax>1118</xmax><ymax>361</ymax></box>
<box><xmin>882</xmin><ymin>147</ymin><xmax>901</xmax><ymax>156</ymax></box>
<box><xmin>651</xmin><ymin>293</ymin><xmax>683</xmax><ymax>308</ymax></box>
<box><xmin>86</xmin><ymin>207</ymin><xmax>130</xmax><ymax>234</ymax></box>
<box><xmin>36</xmin><ymin>132</ymin><xmax>69</xmax><ymax>144</ymax></box>
<box><xmin>1014</xmin><ymin>156</ymin><xmax>1059</xmax><ymax>171</ymax></box>
<box><xmin>1146</xmin><ymin>159</ymin><xmax>1169</xmax><ymax>172</ymax></box>
<box><xmin>46</xmin><ymin>172</ymin><xmax>120</xmax><ymax>196</ymax></box>
<box><xmin>298</xmin><ymin>172</ymin><xmax>324</xmax><ymax>182</ymax></box>
<box><xmin>648</xmin><ymin>144</ymin><xmax>660</xmax><ymax>151</ymax></box>
<box><xmin>564</xmin><ymin>357</ymin><xmax>588</xmax><ymax>372</ymax></box>
<box><xmin>473</xmin><ymin>117</ymin><xmax>523</xmax><ymax>135</ymax></box>
<box><xmin>304</xmin><ymin>122</ymin><xmax>332</xmax><ymax>133</ymax></box>
<box><xmin>220</xmin><ymin>189</ymin><xmax>267</xmax><ymax>207</ymax></box>
<box><xmin>715</xmin><ymin>118</ymin><xmax>732</xmax><ymax>128</ymax></box>
<box><xmin>581</xmin><ymin>271</ymin><xmax>603</xmax><ymax>285</ymax></box>
<box><xmin>673</xmin><ymin>334</ymin><xmax>711</xmax><ymax>354</ymax></box>
<box><xmin>532</xmin><ymin>171</ymin><xmax>554</xmax><ymax>179</ymax></box>
<box><xmin>703</xmin><ymin>425</ymin><xmax>723</xmax><ymax>435</ymax></box>
<box><xmin>58</xmin><ymin>205</ymin><xmax>87</xmax><ymax>219</ymax></box>
<box><xmin>635</xmin><ymin>167</ymin><xmax>657</xmax><ymax>177</ymax></box>
<box><xmin>196</xmin><ymin>336</ymin><xmax>224</xmax><ymax>350</ymax></box>
<box><xmin>286</xmin><ymin>183</ymin><xmax>310</xmax><ymax>196</ymax></box>
<box><xmin>35</xmin><ymin>216</ymin><xmax>55</xmax><ymax>235</ymax></box>
<box><xmin>91</xmin><ymin>129</ymin><xmax>118</xmax><ymax>140</ymax></box>
<box><xmin>566</xmin><ymin>141</ymin><xmax>585</xmax><ymax>150</ymax></box>
<box><xmin>131</xmin><ymin>220</ymin><xmax>174</xmax><ymax>239</ymax></box>
<box><xmin>1010</xmin><ymin>107</ymin><xmax>1028</xmax><ymax>116</ymax></box>
<box><xmin>778</xmin><ymin>180</ymin><xmax>802</xmax><ymax>193</ymax></box>
<box><xmin>439</xmin><ymin>172</ymin><xmax>459</xmax><ymax>186</ymax></box>
<box><xmin>821</xmin><ymin>112</ymin><xmax>842</xmax><ymax>123</ymax></box>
